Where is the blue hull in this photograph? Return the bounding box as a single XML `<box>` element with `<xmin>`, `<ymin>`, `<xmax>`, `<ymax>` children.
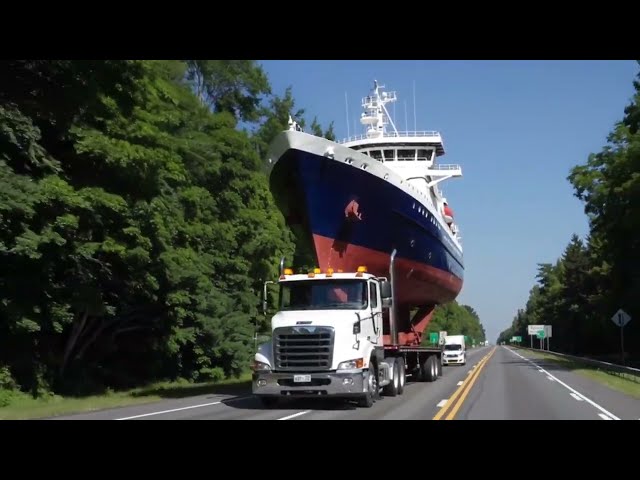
<box><xmin>270</xmin><ymin>148</ymin><xmax>464</xmax><ymax>306</ymax></box>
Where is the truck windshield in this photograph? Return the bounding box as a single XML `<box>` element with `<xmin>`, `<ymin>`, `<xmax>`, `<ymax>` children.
<box><xmin>444</xmin><ymin>344</ymin><xmax>462</xmax><ymax>351</ymax></box>
<box><xmin>280</xmin><ymin>280</ymin><xmax>368</xmax><ymax>310</ymax></box>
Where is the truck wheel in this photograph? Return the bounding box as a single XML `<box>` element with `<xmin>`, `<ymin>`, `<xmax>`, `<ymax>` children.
<box><xmin>397</xmin><ymin>359</ymin><xmax>406</xmax><ymax>395</ymax></box>
<box><xmin>423</xmin><ymin>355</ymin><xmax>437</xmax><ymax>382</ymax></box>
<box><xmin>436</xmin><ymin>358</ymin><xmax>443</xmax><ymax>377</ymax></box>
<box><xmin>383</xmin><ymin>359</ymin><xmax>400</xmax><ymax>397</ymax></box>
<box><xmin>357</xmin><ymin>362</ymin><xmax>377</xmax><ymax>408</ymax></box>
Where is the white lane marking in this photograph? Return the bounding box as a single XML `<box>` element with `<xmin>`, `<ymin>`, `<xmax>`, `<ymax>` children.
<box><xmin>115</xmin><ymin>396</ymin><xmax>250</xmax><ymax>420</ymax></box>
<box><xmin>278</xmin><ymin>411</ymin><xmax>310</xmax><ymax>420</ymax></box>
<box><xmin>599</xmin><ymin>413</ymin><xmax>612</xmax><ymax>420</ymax></box>
<box><xmin>538</xmin><ymin>369</ymin><xmax>544</xmax><ymax>372</ymax></box>
<box><xmin>457</xmin><ymin>381</ymin><xmax>464</xmax><ymax>386</ymax></box>
<box><xmin>546</xmin><ymin>376</ymin><xmax>554</xmax><ymax>382</ymax></box>
<box><xmin>570</xmin><ymin>393</ymin><xmax>583</xmax><ymax>401</ymax></box>
<box><xmin>437</xmin><ymin>399</ymin><xmax>448</xmax><ymax>408</ymax></box>
<box><xmin>507</xmin><ymin>348</ymin><xmax>621</xmax><ymax>420</ymax></box>
<box><xmin>467</xmin><ymin>371</ymin><xmax>472</xmax><ymax>375</ymax></box>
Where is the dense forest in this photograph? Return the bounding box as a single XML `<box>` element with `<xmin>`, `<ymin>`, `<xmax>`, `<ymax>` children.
<box><xmin>422</xmin><ymin>302</ymin><xmax>486</xmax><ymax>346</ymax></box>
<box><xmin>498</xmin><ymin>62</ymin><xmax>640</xmax><ymax>364</ymax></box>
<box><xmin>0</xmin><ymin>60</ymin><xmax>486</xmax><ymax>401</ymax></box>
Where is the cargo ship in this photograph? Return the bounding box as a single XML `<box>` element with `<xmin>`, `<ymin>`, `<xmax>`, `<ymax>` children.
<box><xmin>266</xmin><ymin>80</ymin><xmax>464</xmax><ymax>340</ymax></box>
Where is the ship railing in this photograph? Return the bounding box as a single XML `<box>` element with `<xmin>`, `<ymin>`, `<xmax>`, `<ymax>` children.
<box><xmin>362</xmin><ymin>91</ymin><xmax>396</xmax><ymax>106</ymax></box>
<box><xmin>429</xmin><ymin>164</ymin><xmax>461</xmax><ymax>171</ymax></box>
<box><xmin>339</xmin><ymin>130</ymin><xmax>441</xmax><ymax>144</ymax></box>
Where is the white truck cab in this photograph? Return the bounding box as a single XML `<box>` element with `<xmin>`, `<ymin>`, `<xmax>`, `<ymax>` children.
<box><xmin>252</xmin><ymin>253</ymin><xmax>445</xmax><ymax>408</ymax></box>
<box><xmin>253</xmin><ymin>265</ymin><xmax>392</xmax><ymax>408</ymax></box>
<box><xmin>442</xmin><ymin>334</ymin><xmax>466</xmax><ymax>366</ymax></box>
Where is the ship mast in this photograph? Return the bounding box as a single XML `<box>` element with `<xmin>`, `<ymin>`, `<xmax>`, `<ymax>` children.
<box><xmin>360</xmin><ymin>80</ymin><xmax>399</xmax><ymax>139</ymax></box>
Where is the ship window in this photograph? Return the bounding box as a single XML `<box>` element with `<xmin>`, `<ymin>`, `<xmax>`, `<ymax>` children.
<box><xmin>417</xmin><ymin>149</ymin><xmax>431</xmax><ymax>161</ymax></box>
<box><xmin>383</xmin><ymin>149</ymin><xmax>395</xmax><ymax>161</ymax></box>
<box><xmin>369</xmin><ymin>150</ymin><xmax>383</xmax><ymax>161</ymax></box>
<box><xmin>397</xmin><ymin>149</ymin><xmax>415</xmax><ymax>161</ymax></box>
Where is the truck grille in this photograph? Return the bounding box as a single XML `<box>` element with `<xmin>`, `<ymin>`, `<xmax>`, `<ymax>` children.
<box><xmin>273</xmin><ymin>326</ymin><xmax>334</xmax><ymax>371</ymax></box>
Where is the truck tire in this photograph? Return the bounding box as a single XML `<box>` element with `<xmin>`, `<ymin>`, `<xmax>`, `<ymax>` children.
<box><xmin>423</xmin><ymin>355</ymin><xmax>437</xmax><ymax>382</ymax></box>
<box><xmin>397</xmin><ymin>358</ymin><xmax>405</xmax><ymax>395</ymax></box>
<box><xmin>357</xmin><ymin>361</ymin><xmax>377</xmax><ymax>408</ymax></box>
<box><xmin>436</xmin><ymin>357</ymin><xmax>443</xmax><ymax>377</ymax></box>
<box><xmin>383</xmin><ymin>358</ymin><xmax>400</xmax><ymax>397</ymax></box>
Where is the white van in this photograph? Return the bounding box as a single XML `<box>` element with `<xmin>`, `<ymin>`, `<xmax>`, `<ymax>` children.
<box><xmin>442</xmin><ymin>335</ymin><xmax>466</xmax><ymax>366</ymax></box>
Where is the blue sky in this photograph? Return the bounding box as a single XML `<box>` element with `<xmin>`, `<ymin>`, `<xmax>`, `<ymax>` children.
<box><xmin>258</xmin><ymin>60</ymin><xmax>639</xmax><ymax>342</ymax></box>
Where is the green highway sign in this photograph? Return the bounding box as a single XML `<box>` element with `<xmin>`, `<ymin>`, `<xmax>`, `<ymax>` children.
<box><xmin>514</xmin><ymin>336</ymin><xmax>522</xmax><ymax>342</ymax></box>
<box><xmin>536</xmin><ymin>330</ymin><xmax>545</xmax><ymax>339</ymax></box>
<box><xmin>429</xmin><ymin>332</ymin><xmax>439</xmax><ymax>344</ymax></box>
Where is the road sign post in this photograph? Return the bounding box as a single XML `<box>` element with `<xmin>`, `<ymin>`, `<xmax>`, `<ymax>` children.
<box><xmin>528</xmin><ymin>325</ymin><xmax>545</xmax><ymax>350</ymax></box>
<box><xmin>611</xmin><ymin>309</ymin><xmax>631</xmax><ymax>365</ymax></box>
<box><xmin>543</xmin><ymin>325</ymin><xmax>552</xmax><ymax>351</ymax></box>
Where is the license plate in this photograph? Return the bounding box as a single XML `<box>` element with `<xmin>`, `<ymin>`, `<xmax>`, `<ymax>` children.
<box><xmin>294</xmin><ymin>375</ymin><xmax>311</xmax><ymax>383</ymax></box>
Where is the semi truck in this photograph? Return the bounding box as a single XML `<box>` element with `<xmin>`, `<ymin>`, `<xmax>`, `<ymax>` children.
<box><xmin>252</xmin><ymin>250</ymin><xmax>444</xmax><ymax>408</ymax></box>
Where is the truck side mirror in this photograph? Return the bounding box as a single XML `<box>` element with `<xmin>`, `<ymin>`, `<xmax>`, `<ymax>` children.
<box><xmin>353</xmin><ymin>313</ymin><xmax>361</xmax><ymax>335</ymax></box>
<box><xmin>262</xmin><ymin>280</ymin><xmax>274</xmax><ymax>316</ymax></box>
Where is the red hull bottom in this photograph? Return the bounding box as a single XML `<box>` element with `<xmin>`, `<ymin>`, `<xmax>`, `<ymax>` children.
<box><xmin>312</xmin><ymin>234</ymin><xmax>462</xmax><ymax>307</ymax></box>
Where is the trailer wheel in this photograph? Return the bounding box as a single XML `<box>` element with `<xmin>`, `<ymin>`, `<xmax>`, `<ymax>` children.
<box><xmin>397</xmin><ymin>359</ymin><xmax>406</xmax><ymax>395</ymax></box>
<box><xmin>423</xmin><ymin>355</ymin><xmax>437</xmax><ymax>382</ymax></box>
<box><xmin>357</xmin><ymin>361</ymin><xmax>377</xmax><ymax>408</ymax></box>
<box><xmin>383</xmin><ymin>359</ymin><xmax>400</xmax><ymax>397</ymax></box>
<box><xmin>436</xmin><ymin>357</ymin><xmax>443</xmax><ymax>377</ymax></box>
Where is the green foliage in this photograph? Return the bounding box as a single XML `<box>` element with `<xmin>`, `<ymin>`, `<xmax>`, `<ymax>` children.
<box><xmin>0</xmin><ymin>60</ymin><xmax>338</xmax><ymax>397</ymax></box>
<box><xmin>422</xmin><ymin>301</ymin><xmax>486</xmax><ymax>345</ymax></box>
<box><xmin>499</xmin><ymin>64</ymin><xmax>640</xmax><ymax>360</ymax></box>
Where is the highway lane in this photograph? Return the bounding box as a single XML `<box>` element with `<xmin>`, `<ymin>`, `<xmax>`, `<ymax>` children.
<box><xmin>452</xmin><ymin>346</ymin><xmax>639</xmax><ymax>420</ymax></box>
<box><xmin>51</xmin><ymin>346</ymin><xmax>493</xmax><ymax>420</ymax></box>
<box><xmin>51</xmin><ymin>344</ymin><xmax>638</xmax><ymax>420</ymax></box>
<box><xmin>512</xmin><ymin>348</ymin><xmax>640</xmax><ymax>420</ymax></box>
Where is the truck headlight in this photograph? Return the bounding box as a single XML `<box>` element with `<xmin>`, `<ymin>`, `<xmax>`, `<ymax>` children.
<box><xmin>252</xmin><ymin>361</ymin><xmax>271</xmax><ymax>372</ymax></box>
<box><xmin>338</xmin><ymin>358</ymin><xmax>364</xmax><ymax>370</ymax></box>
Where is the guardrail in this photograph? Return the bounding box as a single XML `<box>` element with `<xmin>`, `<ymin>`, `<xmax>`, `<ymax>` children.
<box><xmin>513</xmin><ymin>346</ymin><xmax>640</xmax><ymax>384</ymax></box>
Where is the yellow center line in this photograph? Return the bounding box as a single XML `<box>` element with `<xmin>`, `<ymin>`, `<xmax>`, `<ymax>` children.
<box><xmin>432</xmin><ymin>349</ymin><xmax>492</xmax><ymax>420</ymax></box>
<box><xmin>433</xmin><ymin>347</ymin><xmax>497</xmax><ymax>420</ymax></box>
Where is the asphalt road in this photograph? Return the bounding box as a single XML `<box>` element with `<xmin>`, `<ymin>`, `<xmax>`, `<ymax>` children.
<box><xmin>50</xmin><ymin>346</ymin><xmax>639</xmax><ymax>420</ymax></box>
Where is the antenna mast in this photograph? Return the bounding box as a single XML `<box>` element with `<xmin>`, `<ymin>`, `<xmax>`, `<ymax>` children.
<box><xmin>413</xmin><ymin>80</ymin><xmax>417</xmax><ymax>131</ymax></box>
<box><xmin>360</xmin><ymin>80</ymin><xmax>399</xmax><ymax>138</ymax></box>
<box><xmin>345</xmin><ymin>92</ymin><xmax>350</xmax><ymax>138</ymax></box>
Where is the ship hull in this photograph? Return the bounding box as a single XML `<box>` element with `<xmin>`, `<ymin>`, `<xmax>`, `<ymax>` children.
<box><xmin>268</xmin><ymin>134</ymin><xmax>464</xmax><ymax>309</ymax></box>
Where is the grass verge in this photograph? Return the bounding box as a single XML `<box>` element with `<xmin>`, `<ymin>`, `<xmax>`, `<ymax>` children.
<box><xmin>514</xmin><ymin>348</ymin><xmax>640</xmax><ymax>399</ymax></box>
<box><xmin>0</xmin><ymin>373</ymin><xmax>252</xmax><ymax>420</ymax></box>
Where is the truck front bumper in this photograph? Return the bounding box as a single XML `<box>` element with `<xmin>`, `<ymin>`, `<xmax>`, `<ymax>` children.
<box><xmin>252</xmin><ymin>370</ymin><xmax>367</xmax><ymax>398</ymax></box>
